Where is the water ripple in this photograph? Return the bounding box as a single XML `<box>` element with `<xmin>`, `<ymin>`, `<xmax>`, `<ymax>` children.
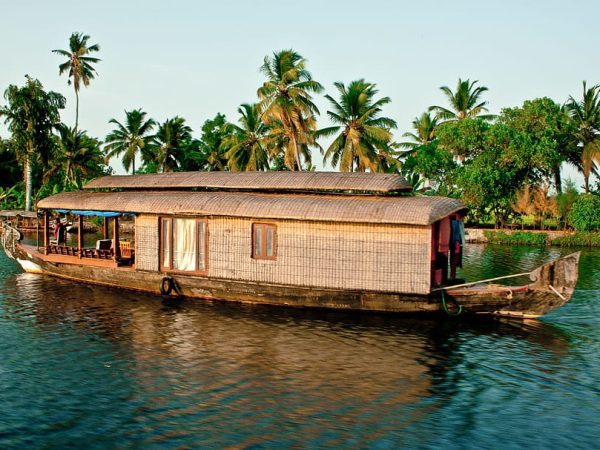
<box><xmin>0</xmin><ymin>243</ymin><xmax>599</xmax><ymax>448</ymax></box>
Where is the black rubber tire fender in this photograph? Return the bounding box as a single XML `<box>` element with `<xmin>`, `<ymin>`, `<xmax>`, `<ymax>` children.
<box><xmin>160</xmin><ymin>276</ymin><xmax>174</xmax><ymax>296</ymax></box>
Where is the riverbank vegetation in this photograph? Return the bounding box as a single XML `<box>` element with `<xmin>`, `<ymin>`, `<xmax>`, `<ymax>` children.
<box><xmin>1</xmin><ymin>32</ymin><xmax>600</xmax><ymax>234</ymax></box>
<box><xmin>484</xmin><ymin>230</ymin><xmax>600</xmax><ymax>247</ymax></box>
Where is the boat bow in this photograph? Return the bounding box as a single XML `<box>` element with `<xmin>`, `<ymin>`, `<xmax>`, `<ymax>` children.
<box><xmin>529</xmin><ymin>251</ymin><xmax>581</xmax><ymax>302</ymax></box>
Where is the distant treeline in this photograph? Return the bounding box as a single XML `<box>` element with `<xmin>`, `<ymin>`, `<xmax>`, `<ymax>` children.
<box><xmin>1</xmin><ymin>32</ymin><xmax>600</xmax><ymax>230</ymax></box>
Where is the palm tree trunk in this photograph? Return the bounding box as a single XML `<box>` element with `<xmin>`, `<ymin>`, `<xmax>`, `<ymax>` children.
<box><xmin>74</xmin><ymin>87</ymin><xmax>79</xmax><ymax>131</ymax></box>
<box><xmin>132</xmin><ymin>157</ymin><xmax>136</xmax><ymax>175</ymax></box>
<box><xmin>292</xmin><ymin>136</ymin><xmax>302</xmax><ymax>171</ymax></box>
<box><xmin>584</xmin><ymin>172</ymin><xmax>590</xmax><ymax>194</ymax></box>
<box><xmin>24</xmin><ymin>154</ymin><xmax>32</xmax><ymax>211</ymax></box>
<box><xmin>553</xmin><ymin>168</ymin><xmax>562</xmax><ymax>194</ymax></box>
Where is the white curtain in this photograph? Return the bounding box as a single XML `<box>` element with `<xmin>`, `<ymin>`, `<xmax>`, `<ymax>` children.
<box><xmin>266</xmin><ymin>227</ymin><xmax>274</xmax><ymax>256</ymax></box>
<box><xmin>163</xmin><ymin>219</ymin><xmax>171</xmax><ymax>268</ymax></box>
<box><xmin>173</xmin><ymin>219</ymin><xmax>197</xmax><ymax>271</ymax></box>
<box><xmin>254</xmin><ymin>226</ymin><xmax>262</xmax><ymax>257</ymax></box>
<box><xmin>197</xmin><ymin>222</ymin><xmax>206</xmax><ymax>270</ymax></box>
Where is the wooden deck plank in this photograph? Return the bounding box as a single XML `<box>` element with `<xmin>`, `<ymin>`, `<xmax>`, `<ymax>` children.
<box><xmin>20</xmin><ymin>244</ymin><xmax>131</xmax><ymax>269</ymax></box>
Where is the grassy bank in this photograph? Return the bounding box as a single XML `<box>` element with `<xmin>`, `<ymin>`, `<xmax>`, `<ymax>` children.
<box><xmin>483</xmin><ymin>230</ymin><xmax>600</xmax><ymax>247</ymax></box>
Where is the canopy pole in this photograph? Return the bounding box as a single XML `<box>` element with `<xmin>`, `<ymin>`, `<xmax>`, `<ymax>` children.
<box><xmin>103</xmin><ymin>217</ymin><xmax>109</xmax><ymax>240</ymax></box>
<box><xmin>36</xmin><ymin>212</ymin><xmax>40</xmax><ymax>251</ymax></box>
<box><xmin>78</xmin><ymin>215</ymin><xmax>84</xmax><ymax>258</ymax></box>
<box><xmin>43</xmin><ymin>211</ymin><xmax>49</xmax><ymax>254</ymax></box>
<box><xmin>113</xmin><ymin>217</ymin><xmax>120</xmax><ymax>262</ymax></box>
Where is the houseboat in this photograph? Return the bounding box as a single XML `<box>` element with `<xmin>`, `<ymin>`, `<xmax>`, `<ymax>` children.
<box><xmin>0</xmin><ymin>210</ymin><xmax>38</xmax><ymax>231</ymax></box>
<box><xmin>1</xmin><ymin>172</ymin><xmax>580</xmax><ymax>318</ymax></box>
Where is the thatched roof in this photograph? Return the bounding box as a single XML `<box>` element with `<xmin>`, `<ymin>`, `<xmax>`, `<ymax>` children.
<box><xmin>38</xmin><ymin>191</ymin><xmax>466</xmax><ymax>226</ymax></box>
<box><xmin>0</xmin><ymin>210</ymin><xmax>37</xmax><ymax>218</ymax></box>
<box><xmin>84</xmin><ymin>171</ymin><xmax>412</xmax><ymax>194</ymax></box>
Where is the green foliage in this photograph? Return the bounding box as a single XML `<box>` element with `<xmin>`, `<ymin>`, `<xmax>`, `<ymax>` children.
<box><xmin>105</xmin><ymin>109</ymin><xmax>156</xmax><ymax>174</ymax></box>
<box><xmin>176</xmin><ymin>138</ymin><xmax>204</xmax><ymax>172</ymax></box>
<box><xmin>429</xmin><ymin>78</ymin><xmax>495</xmax><ymax>122</ymax></box>
<box><xmin>484</xmin><ymin>229</ymin><xmax>600</xmax><ymax>247</ymax></box>
<box><xmin>53</xmin><ymin>32</ymin><xmax>100</xmax><ymax>129</ymax></box>
<box><xmin>437</xmin><ymin>102</ymin><xmax>578</xmax><ymax>226</ymax></box>
<box><xmin>484</xmin><ymin>230</ymin><xmax>548</xmax><ymax>246</ymax></box>
<box><xmin>399</xmin><ymin>112</ymin><xmax>438</xmax><ymax>149</ymax></box>
<box><xmin>1</xmin><ymin>77</ymin><xmax>65</xmax><ymax>166</ymax></box>
<box><xmin>258</xmin><ymin>49</ymin><xmax>323</xmax><ymax>171</ymax></box>
<box><xmin>569</xmin><ymin>194</ymin><xmax>600</xmax><ymax>231</ymax></box>
<box><xmin>137</xmin><ymin>160</ymin><xmax>160</xmax><ymax>174</ymax></box>
<box><xmin>224</xmin><ymin>103</ymin><xmax>270</xmax><ymax>171</ymax></box>
<box><xmin>146</xmin><ymin>116</ymin><xmax>193</xmax><ymax>172</ymax></box>
<box><xmin>556</xmin><ymin>179</ymin><xmax>579</xmax><ymax>227</ymax></box>
<box><xmin>552</xmin><ymin>232</ymin><xmax>600</xmax><ymax>247</ymax></box>
<box><xmin>0</xmin><ymin>138</ymin><xmax>20</xmax><ymax>188</ymax></box>
<box><xmin>91</xmin><ymin>216</ymin><xmax>104</xmax><ymax>227</ymax></box>
<box><xmin>498</xmin><ymin>97</ymin><xmax>576</xmax><ymax>191</ymax></box>
<box><xmin>0</xmin><ymin>76</ymin><xmax>66</xmax><ymax>210</ymax></box>
<box><xmin>400</xmin><ymin>142</ymin><xmax>456</xmax><ymax>195</ymax></box>
<box><xmin>436</xmin><ymin>118</ymin><xmax>489</xmax><ymax>160</ymax></box>
<box><xmin>35</xmin><ymin>180</ymin><xmax>63</xmax><ymax>201</ymax></box>
<box><xmin>457</xmin><ymin>123</ymin><xmax>535</xmax><ymax>225</ymax></box>
<box><xmin>269</xmin><ymin>154</ymin><xmax>288</xmax><ymax>171</ymax></box>
<box><xmin>320</xmin><ymin>79</ymin><xmax>396</xmax><ymax>172</ymax></box>
<box><xmin>199</xmin><ymin>113</ymin><xmax>232</xmax><ymax>170</ymax></box>
<box><xmin>0</xmin><ymin>183</ymin><xmax>25</xmax><ymax>209</ymax></box>
<box><xmin>47</xmin><ymin>124</ymin><xmax>108</xmax><ymax>190</ymax></box>
<box><xmin>565</xmin><ymin>82</ymin><xmax>600</xmax><ymax>193</ymax></box>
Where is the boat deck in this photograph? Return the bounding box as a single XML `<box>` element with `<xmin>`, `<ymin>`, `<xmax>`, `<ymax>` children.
<box><xmin>19</xmin><ymin>243</ymin><xmax>135</xmax><ymax>270</ymax></box>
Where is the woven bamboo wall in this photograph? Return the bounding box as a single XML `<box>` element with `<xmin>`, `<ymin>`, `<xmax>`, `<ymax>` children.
<box><xmin>135</xmin><ymin>215</ymin><xmax>159</xmax><ymax>271</ymax></box>
<box><xmin>210</xmin><ymin>217</ymin><xmax>432</xmax><ymax>294</ymax></box>
<box><xmin>135</xmin><ymin>214</ymin><xmax>432</xmax><ymax>293</ymax></box>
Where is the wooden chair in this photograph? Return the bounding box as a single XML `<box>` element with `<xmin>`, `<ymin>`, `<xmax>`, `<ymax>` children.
<box><xmin>119</xmin><ymin>241</ymin><xmax>132</xmax><ymax>260</ymax></box>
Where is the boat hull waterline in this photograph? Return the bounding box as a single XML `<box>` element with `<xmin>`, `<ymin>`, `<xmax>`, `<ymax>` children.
<box><xmin>4</xmin><ymin>239</ymin><xmax>580</xmax><ymax>319</ymax></box>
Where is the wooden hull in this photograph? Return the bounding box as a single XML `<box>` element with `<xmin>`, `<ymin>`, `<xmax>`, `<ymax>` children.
<box><xmin>6</xmin><ymin>241</ymin><xmax>580</xmax><ymax>319</ymax></box>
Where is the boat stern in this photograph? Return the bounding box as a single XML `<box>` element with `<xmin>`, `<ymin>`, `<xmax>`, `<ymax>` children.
<box><xmin>529</xmin><ymin>251</ymin><xmax>581</xmax><ymax>302</ymax></box>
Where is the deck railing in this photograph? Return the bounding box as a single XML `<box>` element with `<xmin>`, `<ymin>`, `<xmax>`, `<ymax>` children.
<box><xmin>45</xmin><ymin>242</ymin><xmax>133</xmax><ymax>263</ymax></box>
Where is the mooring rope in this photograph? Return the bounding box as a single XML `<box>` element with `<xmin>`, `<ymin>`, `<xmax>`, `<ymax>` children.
<box><xmin>441</xmin><ymin>290</ymin><xmax>463</xmax><ymax>316</ymax></box>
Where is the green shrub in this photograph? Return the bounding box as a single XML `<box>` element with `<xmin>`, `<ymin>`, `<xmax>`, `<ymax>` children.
<box><xmin>483</xmin><ymin>230</ymin><xmax>548</xmax><ymax>246</ymax></box>
<box><xmin>569</xmin><ymin>195</ymin><xmax>600</xmax><ymax>231</ymax></box>
<box><xmin>557</xmin><ymin>180</ymin><xmax>579</xmax><ymax>227</ymax></box>
<box><xmin>552</xmin><ymin>232</ymin><xmax>600</xmax><ymax>247</ymax></box>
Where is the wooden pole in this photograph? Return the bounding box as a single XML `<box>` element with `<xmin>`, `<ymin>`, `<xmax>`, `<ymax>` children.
<box><xmin>431</xmin><ymin>272</ymin><xmax>532</xmax><ymax>292</ymax></box>
<box><xmin>113</xmin><ymin>216</ymin><xmax>120</xmax><ymax>261</ymax></box>
<box><xmin>78</xmin><ymin>215</ymin><xmax>84</xmax><ymax>258</ymax></box>
<box><xmin>43</xmin><ymin>211</ymin><xmax>49</xmax><ymax>254</ymax></box>
<box><xmin>103</xmin><ymin>217</ymin><xmax>109</xmax><ymax>240</ymax></box>
<box><xmin>36</xmin><ymin>212</ymin><xmax>40</xmax><ymax>251</ymax></box>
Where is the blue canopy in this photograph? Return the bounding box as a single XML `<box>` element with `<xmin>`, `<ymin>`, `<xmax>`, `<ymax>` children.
<box><xmin>52</xmin><ymin>209</ymin><xmax>132</xmax><ymax>218</ymax></box>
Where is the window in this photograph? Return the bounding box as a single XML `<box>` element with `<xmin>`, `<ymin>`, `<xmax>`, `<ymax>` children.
<box><xmin>161</xmin><ymin>217</ymin><xmax>207</xmax><ymax>273</ymax></box>
<box><xmin>252</xmin><ymin>223</ymin><xmax>277</xmax><ymax>260</ymax></box>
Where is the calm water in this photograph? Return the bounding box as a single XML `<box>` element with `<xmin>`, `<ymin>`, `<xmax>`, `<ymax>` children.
<box><xmin>0</xmin><ymin>241</ymin><xmax>599</xmax><ymax>449</ymax></box>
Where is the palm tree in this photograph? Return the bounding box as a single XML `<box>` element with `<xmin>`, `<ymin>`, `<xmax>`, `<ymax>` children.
<box><xmin>53</xmin><ymin>32</ymin><xmax>100</xmax><ymax>130</ymax></box>
<box><xmin>0</xmin><ymin>76</ymin><xmax>65</xmax><ymax>210</ymax></box>
<box><xmin>104</xmin><ymin>109</ymin><xmax>155</xmax><ymax>174</ymax></box>
<box><xmin>320</xmin><ymin>79</ymin><xmax>396</xmax><ymax>172</ymax></box>
<box><xmin>429</xmin><ymin>78</ymin><xmax>494</xmax><ymax>122</ymax></box>
<box><xmin>224</xmin><ymin>103</ymin><xmax>270</xmax><ymax>171</ymax></box>
<box><xmin>47</xmin><ymin>124</ymin><xmax>105</xmax><ymax>189</ymax></box>
<box><xmin>257</xmin><ymin>49</ymin><xmax>323</xmax><ymax>171</ymax></box>
<box><xmin>399</xmin><ymin>112</ymin><xmax>439</xmax><ymax>151</ymax></box>
<box><xmin>195</xmin><ymin>113</ymin><xmax>232</xmax><ymax>171</ymax></box>
<box><xmin>147</xmin><ymin>117</ymin><xmax>193</xmax><ymax>172</ymax></box>
<box><xmin>565</xmin><ymin>81</ymin><xmax>600</xmax><ymax>193</ymax></box>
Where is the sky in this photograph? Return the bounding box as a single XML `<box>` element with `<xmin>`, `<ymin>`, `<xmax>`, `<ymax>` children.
<box><xmin>1</xmin><ymin>0</ymin><xmax>599</xmax><ymax>180</ymax></box>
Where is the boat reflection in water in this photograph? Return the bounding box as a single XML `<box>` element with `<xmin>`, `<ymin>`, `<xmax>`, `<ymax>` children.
<box><xmin>2</xmin><ymin>267</ymin><xmax>575</xmax><ymax>447</ymax></box>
